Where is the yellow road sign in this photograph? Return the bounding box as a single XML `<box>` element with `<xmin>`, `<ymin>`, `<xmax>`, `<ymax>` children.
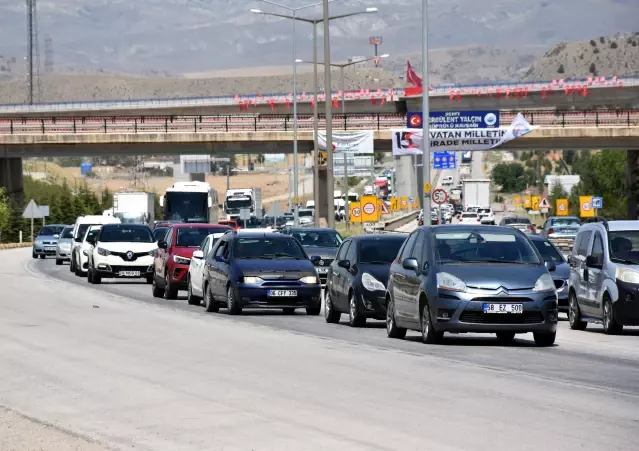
<box><xmin>531</xmin><ymin>196</ymin><xmax>540</xmax><ymax>211</ymax></box>
<box><xmin>513</xmin><ymin>195</ymin><xmax>522</xmax><ymax>207</ymax></box>
<box><xmin>349</xmin><ymin>202</ymin><xmax>361</xmax><ymax>223</ymax></box>
<box><xmin>360</xmin><ymin>195</ymin><xmax>379</xmax><ymax>222</ymax></box>
<box><xmin>390</xmin><ymin>197</ymin><xmax>399</xmax><ymax>212</ymax></box>
<box><xmin>399</xmin><ymin>196</ymin><xmax>409</xmax><ymax>211</ymax></box>
<box><xmin>411</xmin><ymin>198</ymin><xmax>419</xmax><ymax>209</ymax></box>
<box><xmin>556</xmin><ymin>199</ymin><xmax>569</xmax><ymax>216</ymax></box>
<box><xmin>579</xmin><ymin>196</ymin><xmax>594</xmax><ymax>218</ymax></box>
<box><xmin>424</xmin><ymin>183</ymin><xmax>431</xmax><ymax>194</ymax></box>
<box><xmin>523</xmin><ymin>195</ymin><xmax>532</xmax><ymax>209</ymax></box>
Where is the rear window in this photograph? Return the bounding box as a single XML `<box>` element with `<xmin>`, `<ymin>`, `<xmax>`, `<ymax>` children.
<box><xmin>503</xmin><ymin>217</ymin><xmax>530</xmax><ymax>225</ymax></box>
<box><xmin>461</xmin><ymin>213</ymin><xmax>478</xmax><ymax>218</ymax></box>
<box><xmin>176</xmin><ymin>227</ymin><xmax>229</xmax><ymax>247</ymax></box>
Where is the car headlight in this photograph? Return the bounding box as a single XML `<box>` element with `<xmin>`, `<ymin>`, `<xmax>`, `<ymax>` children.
<box><xmin>173</xmin><ymin>255</ymin><xmax>190</xmax><ymax>265</ymax></box>
<box><xmin>361</xmin><ymin>272</ymin><xmax>386</xmax><ymax>291</ymax></box>
<box><xmin>616</xmin><ymin>267</ymin><xmax>639</xmax><ymax>284</ymax></box>
<box><xmin>149</xmin><ymin>249</ymin><xmax>157</xmax><ymax>257</ymax></box>
<box><xmin>534</xmin><ymin>273</ymin><xmax>555</xmax><ymax>292</ymax></box>
<box><xmin>299</xmin><ymin>276</ymin><xmax>318</xmax><ymax>284</ymax></box>
<box><xmin>35</xmin><ymin>240</ymin><xmax>43</xmax><ymax>245</ymax></box>
<box><xmin>436</xmin><ymin>272</ymin><xmax>467</xmax><ymax>292</ymax></box>
<box><xmin>242</xmin><ymin>276</ymin><xmax>263</xmax><ymax>284</ymax></box>
<box><xmin>97</xmin><ymin>247</ymin><xmax>110</xmax><ymax>256</ymax></box>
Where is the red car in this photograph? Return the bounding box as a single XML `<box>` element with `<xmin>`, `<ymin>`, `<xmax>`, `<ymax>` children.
<box><xmin>152</xmin><ymin>223</ymin><xmax>232</xmax><ymax>299</ymax></box>
<box><xmin>218</xmin><ymin>219</ymin><xmax>240</xmax><ymax>231</ymax></box>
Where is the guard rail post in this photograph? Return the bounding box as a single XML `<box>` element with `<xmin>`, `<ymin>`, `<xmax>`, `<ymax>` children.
<box><xmin>194</xmin><ymin>117</ymin><xmax>197</xmax><ymax>132</ymax></box>
<box><xmin>41</xmin><ymin>119</ymin><xmax>45</xmax><ymax>134</ymax></box>
<box><xmin>225</xmin><ymin>116</ymin><xmax>229</xmax><ymax>132</ymax></box>
<box><xmin>254</xmin><ymin>116</ymin><xmax>257</xmax><ymax>132</ymax></box>
<box><xmin>595</xmin><ymin>111</ymin><xmax>599</xmax><ymax>127</ymax></box>
<box><xmin>344</xmin><ymin>114</ymin><xmax>347</xmax><ymax>131</ymax></box>
<box><xmin>104</xmin><ymin>119</ymin><xmax>107</xmax><ymax>133</ymax></box>
<box><xmin>628</xmin><ymin>110</ymin><xmax>631</xmax><ymax>127</ymax></box>
<box><xmin>73</xmin><ymin>118</ymin><xmax>76</xmax><ymax>133</ymax></box>
<box><xmin>561</xmin><ymin>112</ymin><xmax>566</xmax><ymax>127</ymax></box>
<box><xmin>164</xmin><ymin>118</ymin><xmax>168</xmax><ymax>133</ymax></box>
<box><xmin>284</xmin><ymin>115</ymin><xmax>288</xmax><ymax>132</ymax></box>
<box><xmin>9</xmin><ymin>120</ymin><xmax>13</xmax><ymax>134</ymax></box>
<box><xmin>530</xmin><ymin>112</ymin><xmax>534</xmax><ymax>125</ymax></box>
<box><xmin>134</xmin><ymin>118</ymin><xmax>138</xmax><ymax>133</ymax></box>
<box><xmin>377</xmin><ymin>113</ymin><xmax>380</xmax><ymax>130</ymax></box>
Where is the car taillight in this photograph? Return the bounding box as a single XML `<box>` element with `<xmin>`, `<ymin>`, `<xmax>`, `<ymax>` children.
<box><xmin>528</xmin><ymin>225</ymin><xmax>535</xmax><ymax>231</ymax></box>
<box><xmin>548</xmin><ymin>228</ymin><xmax>554</xmax><ymax>234</ymax></box>
<box><xmin>477</xmin><ymin>217</ymin><xmax>480</xmax><ymax>221</ymax></box>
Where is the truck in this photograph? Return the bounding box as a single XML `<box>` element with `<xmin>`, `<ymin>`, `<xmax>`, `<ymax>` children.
<box><xmin>461</xmin><ymin>151</ymin><xmax>472</xmax><ymax>164</ymax></box>
<box><xmin>223</xmin><ymin>188</ymin><xmax>262</xmax><ymax>220</ymax></box>
<box><xmin>461</xmin><ymin>179</ymin><xmax>491</xmax><ymax>209</ymax></box>
<box><xmin>459</xmin><ymin>164</ymin><xmax>471</xmax><ymax>180</ymax></box>
<box><xmin>107</xmin><ymin>192</ymin><xmax>155</xmax><ymax>227</ymax></box>
<box><xmin>159</xmin><ymin>181</ymin><xmax>220</xmax><ymax>223</ymax></box>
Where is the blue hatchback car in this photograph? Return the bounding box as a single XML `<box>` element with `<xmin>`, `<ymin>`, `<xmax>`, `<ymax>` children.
<box><xmin>201</xmin><ymin>231</ymin><xmax>322</xmax><ymax>315</ymax></box>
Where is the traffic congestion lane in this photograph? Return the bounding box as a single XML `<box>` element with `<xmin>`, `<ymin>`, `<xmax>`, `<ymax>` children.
<box><xmin>1</xmin><ymin>248</ymin><xmax>637</xmax><ymax>451</ymax></box>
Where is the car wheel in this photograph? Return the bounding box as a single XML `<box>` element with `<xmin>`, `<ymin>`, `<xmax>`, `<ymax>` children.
<box><xmin>204</xmin><ymin>285</ymin><xmax>219</xmax><ymax>313</ymax></box>
<box><xmin>348</xmin><ymin>293</ymin><xmax>365</xmax><ymax>327</ymax></box>
<box><xmin>69</xmin><ymin>254</ymin><xmax>75</xmax><ymax>272</ymax></box>
<box><xmin>568</xmin><ymin>291</ymin><xmax>587</xmax><ymax>330</ymax></box>
<box><xmin>55</xmin><ymin>259</ymin><xmax>62</xmax><ymax>266</ymax></box>
<box><xmin>421</xmin><ymin>303</ymin><xmax>443</xmax><ymax>344</ymax></box>
<box><xmin>533</xmin><ymin>331</ymin><xmax>556</xmax><ymax>347</ymax></box>
<box><xmin>187</xmin><ymin>277</ymin><xmax>201</xmax><ymax>306</ymax></box>
<box><xmin>496</xmin><ymin>332</ymin><xmax>516</xmax><ymax>344</ymax></box>
<box><xmin>146</xmin><ymin>276</ymin><xmax>153</xmax><ymax>284</ymax></box>
<box><xmin>87</xmin><ymin>267</ymin><xmax>93</xmax><ymax>283</ymax></box>
<box><xmin>226</xmin><ymin>286</ymin><xmax>242</xmax><ymax>315</ymax></box>
<box><xmin>386</xmin><ymin>298</ymin><xmax>406</xmax><ymax>339</ymax></box>
<box><xmin>602</xmin><ymin>297</ymin><xmax>623</xmax><ymax>335</ymax></box>
<box><xmin>90</xmin><ymin>268</ymin><xmax>101</xmax><ymax>285</ymax></box>
<box><xmin>324</xmin><ymin>292</ymin><xmax>341</xmax><ymax>324</ymax></box>
<box><xmin>164</xmin><ymin>272</ymin><xmax>178</xmax><ymax>300</ymax></box>
<box><xmin>151</xmin><ymin>274</ymin><xmax>165</xmax><ymax>298</ymax></box>
<box><xmin>282</xmin><ymin>308</ymin><xmax>296</xmax><ymax>314</ymax></box>
<box><xmin>32</xmin><ymin>251</ymin><xmax>37</xmax><ymax>259</ymax></box>
<box><xmin>306</xmin><ymin>306</ymin><xmax>321</xmax><ymax>315</ymax></box>
<box><xmin>39</xmin><ymin>254</ymin><xmax>46</xmax><ymax>259</ymax></box>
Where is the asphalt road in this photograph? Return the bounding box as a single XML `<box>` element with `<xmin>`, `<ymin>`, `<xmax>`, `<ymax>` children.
<box><xmin>1</xmin><ymin>249</ymin><xmax>638</xmax><ymax>451</ymax></box>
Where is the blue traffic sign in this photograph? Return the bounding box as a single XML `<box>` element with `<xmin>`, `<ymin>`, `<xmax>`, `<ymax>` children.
<box><xmin>592</xmin><ymin>197</ymin><xmax>603</xmax><ymax>209</ymax></box>
<box><xmin>407</xmin><ymin>110</ymin><xmax>500</xmax><ymax>129</ymax></box>
<box><xmin>433</xmin><ymin>151</ymin><xmax>457</xmax><ymax>169</ymax></box>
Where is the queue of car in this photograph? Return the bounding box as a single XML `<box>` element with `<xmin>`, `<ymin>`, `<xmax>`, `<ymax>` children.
<box><xmin>32</xmin><ymin>210</ymin><xmax>638</xmax><ymax>345</ymax></box>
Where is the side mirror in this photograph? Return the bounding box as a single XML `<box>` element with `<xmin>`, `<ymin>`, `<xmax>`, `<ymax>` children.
<box><xmin>402</xmin><ymin>257</ymin><xmax>419</xmax><ymax>272</ymax></box>
<box><xmin>585</xmin><ymin>255</ymin><xmax>602</xmax><ymax>269</ymax></box>
<box><xmin>192</xmin><ymin>250</ymin><xmax>204</xmax><ymax>260</ymax></box>
<box><xmin>54</xmin><ymin>234</ymin><xmax>59</xmax><ymax>239</ymax></box>
<box><xmin>158</xmin><ymin>241</ymin><xmax>167</xmax><ymax>249</ymax></box>
<box><xmin>74</xmin><ymin>237</ymin><xmax>82</xmax><ymax>243</ymax></box>
<box><xmin>218</xmin><ymin>204</ymin><xmax>223</xmax><ymax>209</ymax></box>
<box><xmin>310</xmin><ymin>255</ymin><xmax>321</xmax><ymax>263</ymax></box>
<box><xmin>86</xmin><ymin>237</ymin><xmax>95</xmax><ymax>245</ymax></box>
<box><xmin>337</xmin><ymin>259</ymin><xmax>350</xmax><ymax>269</ymax></box>
<box><xmin>544</xmin><ymin>260</ymin><xmax>556</xmax><ymax>272</ymax></box>
<box><xmin>215</xmin><ymin>255</ymin><xmax>226</xmax><ymax>263</ymax></box>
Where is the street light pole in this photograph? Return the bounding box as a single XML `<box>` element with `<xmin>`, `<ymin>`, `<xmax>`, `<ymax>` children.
<box><xmin>340</xmin><ymin>66</ymin><xmax>349</xmax><ymax>226</ymax></box>
<box><xmin>292</xmin><ymin>9</ymin><xmax>299</xmax><ymax>226</ymax></box>
<box><xmin>323</xmin><ymin>0</ymin><xmax>334</xmax><ymax>229</ymax></box>
<box><xmin>421</xmin><ymin>0</ymin><xmax>431</xmax><ymax>219</ymax></box>
<box><xmin>312</xmin><ymin>21</ymin><xmax>320</xmax><ymax>227</ymax></box>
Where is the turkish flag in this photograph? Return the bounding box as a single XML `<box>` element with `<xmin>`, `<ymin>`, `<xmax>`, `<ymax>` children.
<box><xmin>406</xmin><ymin>61</ymin><xmax>423</xmax><ymax>88</ymax></box>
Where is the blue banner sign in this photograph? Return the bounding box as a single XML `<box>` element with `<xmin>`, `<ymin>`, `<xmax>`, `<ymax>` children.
<box><xmin>433</xmin><ymin>151</ymin><xmax>457</xmax><ymax>169</ymax></box>
<box><xmin>407</xmin><ymin>111</ymin><xmax>500</xmax><ymax>129</ymax></box>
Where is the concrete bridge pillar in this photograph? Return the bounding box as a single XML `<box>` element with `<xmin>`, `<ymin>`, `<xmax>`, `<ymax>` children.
<box><xmin>627</xmin><ymin>149</ymin><xmax>639</xmax><ymax>220</ymax></box>
<box><xmin>0</xmin><ymin>153</ymin><xmax>24</xmax><ymax>200</ymax></box>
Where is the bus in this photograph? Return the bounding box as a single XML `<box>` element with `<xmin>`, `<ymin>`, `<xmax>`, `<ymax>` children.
<box><xmin>159</xmin><ymin>181</ymin><xmax>219</xmax><ymax>223</ymax></box>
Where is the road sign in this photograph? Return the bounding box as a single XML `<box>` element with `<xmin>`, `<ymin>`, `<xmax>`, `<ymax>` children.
<box><xmin>556</xmin><ymin>199</ymin><xmax>569</xmax><ymax>216</ymax></box>
<box><xmin>381</xmin><ymin>202</ymin><xmax>390</xmax><ymax>214</ymax></box>
<box><xmin>424</xmin><ymin>183</ymin><xmax>431</xmax><ymax>194</ymax></box>
<box><xmin>239</xmin><ymin>208</ymin><xmax>251</xmax><ymax>220</ymax></box>
<box><xmin>407</xmin><ymin>112</ymin><xmax>423</xmax><ymax>128</ymax></box>
<box><xmin>267</xmin><ymin>202</ymin><xmax>282</xmax><ymax>217</ymax></box>
<box><xmin>22</xmin><ymin>199</ymin><xmax>43</xmax><ymax>219</ymax></box>
<box><xmin>433</xmin><ymin>151</ymin><xmax>457</xmax><ymax>170</ymax></box>
<box><xmin>531</xmin><ymin>196</ymin><xmax>540</xmax><ymax>211</ymax></box>
<box><xmin>523</xmin><ymin>195</ymin><xmax>532</xmax><ymax>209</ymax></box>
<box><xmin>592</xmin><ymin>196</ymin><xmax>603</xmax><ymax>209</ymax></box>
<box><xmin>432</xmin><ymin>189</ymin><xmax>448</xmax><ymax>205</ymax></box>
<box><xmin>579</xmin><ymin>196</ymin><xmax>594</xmax><ymax>218</ymax></box>
<box><xmin>399</xmin><ymin>197</ymin><xmax>409</xmax><ymax>210</ymax></box>
<box><xmin>390</xmin><ymin>197</ymin><xmax>399</xmax><ymax>212</ymax></box>
<box><xmin>349</xmin><ymin>202</ymin><xmax>361</xmax><ymax>223</ymax></box>
<box><xmin>411</xmin><ymin>197</ymin><xmax>419</xmax><ymax>209</ymax></box>
<box><xmin>538</xmin><ymin>197</ymin><xmax>550</xmax><ymax>209</ymax></box>
<box><xmin>360</xmin><ymin>195</ymin><xmax>378</xmax><ymax>223</ymax></box>
<box><xmin>406</xmin><ymin>111</ymin><xmax>500</xmax><ymax>129</ymax></box>
<box><xmin>513</xmin><ymin>195</ymin><xmax>522</xmax><ymax>207</ymax></box>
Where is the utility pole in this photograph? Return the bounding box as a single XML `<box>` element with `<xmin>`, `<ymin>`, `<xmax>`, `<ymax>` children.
<box><xmin>323</xmin><ymin>0</ymin><xmax>335</xmax><ymax>228</ymax></box>
<box><xmin>26</xmin><ymin>0</ymin><xmax>34</xmax><ymax>104</ymax></box>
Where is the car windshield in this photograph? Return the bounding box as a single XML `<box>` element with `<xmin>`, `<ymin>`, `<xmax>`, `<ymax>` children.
<box><xmin>434</xmin><ymin>229</ymin><xmax>541</xmax><ymax>264</ymax></box>
<box><xmin>291</xmin><ymin>230</ymin><xmax>342</xmax><ymax>247</ymax></box>
<box><xmin>60</xmin><ymin>227</ymin><xmax>74</xmax><ymax>239</ymax></box>
<box><xmin>153</xmin><ymin>227</ymin><xmax>168</xmax><ymax>241</ymax></box>
<box><xmin>531</xmin><ymin>239</ymin><xmax>565</xmax><ymax>263</ymax></box>
<box><xmin>359</xmin><ymin>238</ymin><xmax>405</xmax><ymax>264</ymax></box>
<box><xmin>38</xmin><ymin>226</ymin><xmax>64</xmax><ymax>236</ymax></box>
<box><xmin>550</xmin><ymin>217</ymin><xmax>581</xmax><ymax>227</ymax></box>
<box><xmin>502</xmin><ymin>217</ymin><xmax>531</xmax><ymax>225</ymax></box>
<box><xmin>609</xmin><ymin>230</ymin><xmax>639</xmax><ymax>264</ymax></box>
<box><xmin>99</xmin><ymin>225</ymin><xmax>154</xmax><ymax>243</ymax></box>
<box><xmin>298</xmin><ymin>209</ymin><xmax>313</xmax><ymax>217</ymax></box>
<box><xmin>234</xmin><ymin>237</ymin><xmax>306</xmax><ymax>259</ymax></box>
<box><xmin>176</xmin><ymin>227</ymin><xmax>227</xmax><ymax>247</ymax></box>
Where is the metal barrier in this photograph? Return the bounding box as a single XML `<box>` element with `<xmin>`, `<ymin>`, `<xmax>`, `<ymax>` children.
<box><xmin>0</xmin><ymin>110</ymin><xmax>638</xmax><ymax>135</ymax></box>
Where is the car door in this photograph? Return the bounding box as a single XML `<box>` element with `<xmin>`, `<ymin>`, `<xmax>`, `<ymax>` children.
<box><xmin>574</xmin><ymin>230</ymin><xmax>592</xmax><ymax>308</ymax></box>
<box><xmin>191</xmin><ymin>236</ymin><xmax>210</xmax><ymax>297</ymax></box>
<box><xmin>333</xmin><ymin>240</ymin><xmax>351</xmax><ymax>310</ymax></box>
<box><xmin>327</xmin><ymin>240</ymin><xmax>348</xmax><ymax>305</ymax></box>
<box><xmin>584</xmin><ymin>231</ymin><xmax>605</xmax><ymax>317</ymax></box>
<box><xmin>342</xmin><ymin>240</ymin><xmax>358</xmax><ymax>304</ymax></box>
<box><xmin>403</xmin><ymin>231</ymin><xmax>425</xmax><ymax>322</ymax></box>
<box><xmin>155</xmin><ymin>228</ymin><xmax>172</xmax><ymax>283</ymax></box>
<box><xmin>393</xmin><ymin>232</ymin><xmax>418</xmax><ymax>321</ymax></box>
<box><xmin>212</xmin><ymin>238</ymin><xmax>231</xmax><ymax>298</ymax></box>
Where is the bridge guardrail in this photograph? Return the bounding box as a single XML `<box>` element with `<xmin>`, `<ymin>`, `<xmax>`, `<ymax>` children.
<box><xmin>1</xmin><ymin>110</ymin><xmax>638</xmax><ymax>135</ymax></box>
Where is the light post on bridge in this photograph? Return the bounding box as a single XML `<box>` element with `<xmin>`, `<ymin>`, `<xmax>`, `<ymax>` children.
<box><xmin>421</xmin><ymin>0</ymin><xmax>432</xmax><ymax>217</ymax></box>
<box><xmin>251</xmin><ymin>2</ymin><xmax>378</xmax><ymax>227</ymax></box>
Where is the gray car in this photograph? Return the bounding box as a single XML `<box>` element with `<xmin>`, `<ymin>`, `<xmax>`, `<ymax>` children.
<box><xmin>281</xmin><ymin>227</ymin><xmax>343</xmax><ymax>287</ymax></box>
<box><xmin>32</xmin><ymin>224</ymin><xmax>66</xmax><ymax>259</ymax></box>
<box><xmin>499</xmin><ymin>215</ymin><xmax>536</xmax><ymax>235</ymax></box>
<box><xmin>385</xmin><ymin>225</ymin><xmax>559</xmax><ymax>346</ymax></box>
<box><xmin>529</xmin><ymin>235</ymin><xmax>570</xmax><ymax>312</ymax></box>
<box><xmin>55</xmin><ymin>225</ymin><xmax>74</xmax><ymax>265</ymax></box>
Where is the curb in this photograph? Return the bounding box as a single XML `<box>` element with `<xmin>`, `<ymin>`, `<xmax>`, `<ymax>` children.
<box><xmin>383</xmin><ymin>211</ymin><xmax>420</xmax><ymax>231</ymax></box>
<box><xmin>0</xmin><ymin>243</ymin><xmax>31</xmax><ymax>250</ymax></box>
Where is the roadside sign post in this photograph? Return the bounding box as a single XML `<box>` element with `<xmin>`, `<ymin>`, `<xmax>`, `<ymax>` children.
<box><xmin>592</xmin><ymin>197</ymin><xmax>603</xmax><ymax>216</ymax></box>
<box><xmin>360</xmin><ymin>195</ymin><xmax>379</xmax><ymax>226</ymax></box>
<box><xmin>22</xmin><ymin>199</ymin><xmax>44</xmax><ymax>242</ymax></box>
<box><xmin>432</xmin><ymin>189</ymin><xmax>448</xmax><ymax>225</ymax></box>
<box><xmin>579</xmin><ymin>196</ymin><xmax>594</xmax><ymax>218</ymax></box>
<box><xmin>239</xmin><ymin>207</ymin><xmax>251</xmax><ymax>229</ymax></box>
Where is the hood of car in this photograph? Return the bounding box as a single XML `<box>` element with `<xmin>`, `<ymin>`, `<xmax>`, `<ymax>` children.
<box><xmin>550</xmin><ymin>261</ymin><xmax>570</xmax><ymax>280</ymax></box>
<box><xmin>303</xmin><ymin>246</ymin><xmax>338</xmax><ymax>260</ymax></box>
<box><xmin>440</xmin><ymin>263</ymin><xmax>547</xmax><ymax>290</ymax></box>
<box><xmin>234</xmin><ymin>258</ymin><xmax>316</xmax><ymax>277</ymax></box>
<box><xmin>97</xmin><ymin>242</ymin><xmax>157</xmax><ymax>253</ymax></box>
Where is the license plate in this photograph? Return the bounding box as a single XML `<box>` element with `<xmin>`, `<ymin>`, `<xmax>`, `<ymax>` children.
<box><xmin>119</xmin><ymin>271</ymin><xmax>141</xmax><ymax>277</ymax></box>
<box><xmin>316</xmin><ymin>267</ymin><xmax>328</xmax><ymax>273</ymax></box>
<box><xmin>483</xmin><ymin>303</ymin><xmax>523</xmax><ymax>314</ymax></box>
<box><xmin>267</xmin><ymin>290</ymin><xmax>297</xmax><ymax>297</ymax></box>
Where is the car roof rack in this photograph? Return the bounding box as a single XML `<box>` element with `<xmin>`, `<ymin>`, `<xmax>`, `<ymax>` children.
<box><xmin>585</xmin><ymin>216</ymin><xmax>608</xmax><ymax>230</ymax></box>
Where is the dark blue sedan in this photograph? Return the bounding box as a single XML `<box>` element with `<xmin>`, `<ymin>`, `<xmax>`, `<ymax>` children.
<box><xmin>201</xmin><ymin>231</ymin><xmax>322</xmax><ymax>315</ymax></box>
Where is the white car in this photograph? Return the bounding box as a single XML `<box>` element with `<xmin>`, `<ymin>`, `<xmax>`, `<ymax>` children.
<box><xmin>187</xmin><ymin>231</ymin><xmax>228</xmax><ymax>305</ymax></box>
<box><xmin>87</xmin><ymin>223</ymin><xmax>157</xmax><ymax>284</ymax></box>
<box><xmin>74</xmin><ymin>225</ymin><xmax>102</xmax><ymax>277</ymax></box>
<box><xmin>70</xmin><ymin>215</ymin><xmax>121</xmax><ymax>275</ymax></box>
<box><xmin>478</xmin><ymin>208</ymin><xmax>495</xmax><ymax>225</ymax></box>
<box><xmin>459</xmin><ymin>212</ymin><xmax>480</xmax><ymax>224</ymax></box>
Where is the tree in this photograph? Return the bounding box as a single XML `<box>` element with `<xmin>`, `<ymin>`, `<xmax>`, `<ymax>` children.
<box><xmin>491</xmin><ymin>162</ymin><xmax>528</xmax><ymax>193</ymax></box>
<box><xmin>101</xmin><ymin>187</ymin><xmax>113</xmax><ymax>210</ymax></box>
<box><xmin>548</xmin><ymin>181</ymin><xmax>569</xmax><ymax>215</ymax></box>
<box><xmin>0</xmin><ymin>188</ymin><xmax>10</xmax><ymax>242</ymax></box>
<box><xmin>557</xmin><ymin>64</ymin><xmax>565</xmax><ymax>74</ymax></box>
<box><xmin>256</xmin><ymin>154</ymin><xmax>265</xmax><ymax>164</ymax></box>
<box><xmin>589</xmin><ymin>63</ymin><xmax>597</xmax><ymax>75</ymax></box>
<box><xmin>374</xmin><ymin>152</ymin><xmax>385</xmax><ymax>164</ymax></box>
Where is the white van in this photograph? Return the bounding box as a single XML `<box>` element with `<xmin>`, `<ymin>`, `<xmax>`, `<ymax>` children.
<box><xmin>442</xmin><ymin>175</ymin><xmax>454</xmax><ymax>185</ymax></box>
<box><xmin>70</xmin><ymin>215</ymin><xmax>121</xmax><ymax>276</ymax></box>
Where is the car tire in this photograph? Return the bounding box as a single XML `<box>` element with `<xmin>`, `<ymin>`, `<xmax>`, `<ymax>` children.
<box><xmin>282</xmin><ymin>308</ymin><xmax>295</xmax><ymax>314</ymax></box>
<box><xmin>55</xmin><ymin>259</ymin><xmax>62</xmax><ymax>266</ymax></box>
<box><xmin>90</xmin><ymin>268</ymin><xmax>101</xmax><ymax>285</ymax></box>
<box><xmin>533</xmin><ymin>331</ymin><xmax>556</xmax><ymax>347</ymax></box>
<box><xmin>151</xmin><ymin>275</ymin><xmax>165</xmax><ymax>298</ymax></box>
<box><xmin>496</xmin><ymin>332</ymin><xmax>516</xmax><ymax>344</ymax></box>
<box><xmin>602</xmin><ymin>297</ymin><xmax>623</xmax><ymax>335</ymax></box>
<box><xmin>204</xmin><ymin>285</ymin><xmax>219</xmax><ymax>313</ymax></box>
<box><xmin>348</xmin><ymin>293</ymin><xmax>366</xmax><ymax>327</ymax></box>
<box><xmin>32</xmin><ymin>251</ymin><xmax>37</xmax><ymax>259</ymax></box>
<box><xmin>306</xmin><ymin>307</ymin><xmax>321</xmax><ymax>315</ymax></box>
<box><xmin>421</xmin><ymin>303</ymin><xmax>443</xmax><ymax>344</ymax></box>
<box><xmin>568</xmin><ymin>291</ymin><xmax>587</xmax><ymax>331</ymax></box>
<box><xmin>164</xmin><ymin>273</ymin><xmax>178</xmax><ymax>300</ymax></box>
<box><xmin>226</xmin><ymin>286</ymin><xmax>242</xmax><ymax>315</ymax></box>
<box><xmin>87</xmin><ymin>268</ymin><xmax>93</xmax><ymax>283</ymax></box>
<box><xmin>69</xmin><ymin>254</ymin><xmax>75</xmax><ymax>272</ymax></box>
<box><xmin>39</xmin><ymin>255</ymin><xmax>46</xmax><ymax>259</ymax></box>
<box><xmin>324</xmin><ymin>292</ymin><xmax>341</xmax><ymax>324</ymax></box>
<box><xmin>386</xmin><ymin>298</ymin><xmax>406</xmax><ymax>339</ymax></box>
<box><xmin>187</xmin><ymin>277</ymin><xmax>201</xmax><ymax>306</ymax></box>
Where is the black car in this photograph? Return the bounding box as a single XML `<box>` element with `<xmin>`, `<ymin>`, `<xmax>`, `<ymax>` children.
<box><xmin>153</xmin><ymin>226</ymin><xmax>169</xmax><ymax>242</ymax></box>
<box><xmin>281</xmin><ymin>227</ymin><xmax>343</xmax><ymax>287</ymax></box>
<box><xmin>324</xmin><ymin>234</ymin><xmax>407</xmax><ymax>326</ymax></box>
<box><xmin>200</xmin><ymin>231</ymin><xmax>322</xmax><ymax>315</ymax></box>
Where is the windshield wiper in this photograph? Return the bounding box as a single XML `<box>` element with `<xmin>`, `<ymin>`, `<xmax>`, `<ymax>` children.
<box><xmin>610</xmin><ymin>257</ymin><xmax>639</xmax><ymax>265</ymax></box>
<box><xmin>264</xmin><ymin>253</ymin><xmax>301</xmax><ymax>260</ymax></box>
<box><xmin>460</xmin><ymin>259</ymin><xmax>527</xmax><ymax>264</ymax></box>
<box><xmin>362</xmin><ymin>260</ymin><xmax>390</xmax><ymax>265</ymax></box>
<box><xmin>239</xmin><ymin>256</ymin><xmax>273</xmax><ymax>259</ymax></box>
